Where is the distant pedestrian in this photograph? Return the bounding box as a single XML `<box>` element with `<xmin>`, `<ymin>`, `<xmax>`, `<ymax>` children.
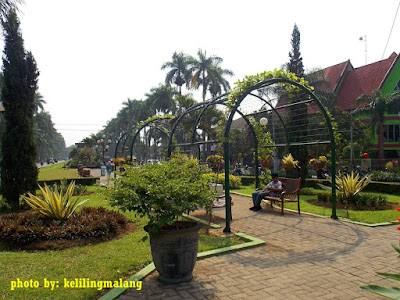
<box><xmin>106</xmin><ymin>160</ymin><xmax>113</xmax><ymax>177</ymax></box>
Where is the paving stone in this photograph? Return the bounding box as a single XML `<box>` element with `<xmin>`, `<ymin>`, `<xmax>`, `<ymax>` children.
<box><xmin>116</xmin><ymin>194</ymin><xmax>398</xmax><ymax>300</ymax></box>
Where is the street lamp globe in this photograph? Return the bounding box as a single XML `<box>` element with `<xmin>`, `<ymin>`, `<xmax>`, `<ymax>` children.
<box><xmin>259</xmin><ymin>117</ymin><xmax>268</xmax><ymax>126</ymax></box>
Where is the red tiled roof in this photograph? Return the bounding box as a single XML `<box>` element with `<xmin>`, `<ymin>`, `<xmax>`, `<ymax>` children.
<box><xmin>323</xmin><ymin>60</ymin><xmax>351</xmax><ymax>92</ymax></box>
<box><xmin>336</xmin><ymin>52</ymin><xmax>398</xmax><ymax>110</ymax></box>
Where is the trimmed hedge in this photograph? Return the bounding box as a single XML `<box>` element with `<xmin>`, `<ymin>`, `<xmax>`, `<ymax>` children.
<box><xmin>317</xmin><ymin>191</ymin><xmax>387</xmax><ymax>207</ymax></box>
<box><xmin>241</xmin><ymin>177</ymin><xmax>400</xmax><ymax>195</ymax></box>
<box><xmin>239</xmin><ymin>176</ymin><xmax>255</xmax><ymax>186</ymax></box>
<box><xmin>305</xmin><ymin>178</ymin><xmax>400</xmax><ymax>195</ymax></box>
<box><xmin>38</xmin><ymin>177</ymin><xmax>100</xmax><ymax>186</ymax></box>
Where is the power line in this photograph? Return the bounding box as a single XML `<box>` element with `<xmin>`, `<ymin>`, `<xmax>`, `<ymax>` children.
<box><xmin>56</xmin><ymin>129</ymin><xmax>101</xmax><ymax>132</ymax></box>
<box><xmin>54</xmin><ymin>124</ymin><xmax>103</xmax><ymax>126</ymax></box>
<box><xmin>382</xmin><ymin>1</ymin><xmax>400</xmax><ymax>59</ymax></box>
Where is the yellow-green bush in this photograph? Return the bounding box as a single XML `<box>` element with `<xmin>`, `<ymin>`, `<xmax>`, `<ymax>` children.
<box><xmin>203</xmin><ymin>173</ymin><xmax>241</xmax><ymax>189</ymax></box>
<box><xmin>22</xmin><ymin>181</ymin><xmax>87</xmax><ymax>220</ymax></box>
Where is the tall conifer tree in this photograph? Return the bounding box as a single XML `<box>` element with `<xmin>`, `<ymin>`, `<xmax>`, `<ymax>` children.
<box><xmin>286</xmin><ymin>24</ymin><xmax>308</xmax><ymax>182</ymax></box>
<box><xmin>1</xmin><ymin>10</ymin><xmax>38</xmax><ymax>209</ymax></box>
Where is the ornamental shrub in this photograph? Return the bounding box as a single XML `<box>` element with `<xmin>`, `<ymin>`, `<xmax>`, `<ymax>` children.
<box><xmin>0</xmin><ymin>207</ymin><xmax>129</xmax><ymax>247</ymax></box>
<box><xmin>202</xmin><ymin>173</ymin><xmax>242</xmax><ymax>189</ymax></box>
<box><xmin>108</xmin><ymin>154</ymin><xmax>216</xmax><ymax>233</ymax></box>
<box><xmin>21</xmin><ymin>181</ymin><xmax>87</xmax><ymax>220</ymax></box>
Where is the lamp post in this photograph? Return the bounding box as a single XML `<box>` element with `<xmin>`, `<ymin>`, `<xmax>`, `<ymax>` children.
<box><xmin>359</xmin><ymin>35</ymin><xmax>367</xmax><ymax>65</ymax></box>
<box><xmin>95</xmin><ymin>134</ymin><xmax>112</xmax><ymax>162</ymax></box>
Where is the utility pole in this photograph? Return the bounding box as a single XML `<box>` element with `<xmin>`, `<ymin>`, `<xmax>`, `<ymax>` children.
<box><xmin>359</xmin><ymin>35</ymin><xmax>367</xmax><ymax>65</ymax></box>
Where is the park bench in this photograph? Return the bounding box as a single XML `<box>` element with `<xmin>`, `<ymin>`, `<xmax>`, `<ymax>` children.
<box><xmin>263</xmin><ymin>177</ymin><xmax>301</xmax><ymax>215</ymax></box>
<box><xmin>77</xmin><ymin>165</ymin><xmax>91</xmax><ymax>177</ymax></box>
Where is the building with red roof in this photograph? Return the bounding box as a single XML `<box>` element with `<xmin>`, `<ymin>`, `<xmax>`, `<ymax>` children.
<box><xmin>322</xmin><ymin>52</ymin><xmax>400</xmax><ymax>158</ymax></box>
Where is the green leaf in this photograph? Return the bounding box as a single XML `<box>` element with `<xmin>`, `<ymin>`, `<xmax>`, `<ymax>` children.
<box><xmin>392</xmin><ymin>243</ymin><xmax>400</xmax><ymax>255</ymax></box>
<box><xmin>378</xmin><ymin>273</ymin><xmax>400</xmax><ymax>281</ymax></box>
<box><xmin>360</xmin><ymin>285</ymin><xmax>400</xmax><ymax>299</ymax></box>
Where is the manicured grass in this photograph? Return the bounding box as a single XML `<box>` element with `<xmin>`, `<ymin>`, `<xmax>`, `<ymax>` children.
<box><xmin>1</xmin><ymin>186</ymin><xmax>241</xmax><ymax>300</ymax></box>
<box><xmin>236</xmin><ymin>186</ymin><xmax>400</xmax><ymax>224</ymax></box>
<box><xmin>38</xmin><ymin>162</ymin><xmax>78</xmax><ymax>181</ymax></box>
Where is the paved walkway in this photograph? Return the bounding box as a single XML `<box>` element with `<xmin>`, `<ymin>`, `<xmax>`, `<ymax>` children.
<box><xmin>90</xmin><ymin>168</ymin><xmax>114</xmax><ymax>186</ymax></box>
<box><xmin>118</xmin><ymin>194</ymin><xmax>399</xmax><ymax>299</ymax></box>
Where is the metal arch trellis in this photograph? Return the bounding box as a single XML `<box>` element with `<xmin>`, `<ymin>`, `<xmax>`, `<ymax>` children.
<box><xmin>222</xmin><ymin>77</ymin><xmax>337</xmax><ymax>233</ymax></box>
<box><xmin>167</xmin><ymin>100</ymin><xmax>219</xmax><ymax>157</ymax></box>
<box><xmin>114</xmin><ymin>116</ymin><xmax>175</xmax><ymax>161</ymax></box>
<box><xmin>128</xmin><ymin>116</ymin><xmax>175</xmax><ymax>161</ymax></box>
<box><xmin>166</xmin><ymin>94</ymin><xmax>264</xmax><ymax>163</ymax></box>
<box><xmin>187</xmin><ymin>93</ymin><xmax>281</xmax><ymax>188</ymax></box>
<box><xmin>114</xmin><ymin>128</ymin><xmax>135</xmax><ymax>159</ymax></box>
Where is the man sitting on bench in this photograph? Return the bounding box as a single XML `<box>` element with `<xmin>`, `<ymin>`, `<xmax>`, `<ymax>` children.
<box><xmin>250</xmin><ymin>173</ymin><xmax>283</xmax><ymax>211</ymax></box>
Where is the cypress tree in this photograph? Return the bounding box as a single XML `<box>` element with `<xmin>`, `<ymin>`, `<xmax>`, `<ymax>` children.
<box><xmin>286</xmin><ymin>24</ymin><xmax>308</xmax><ymax>182</ymax></box>
<box><xmin>286</xmin><ymin>24</ymin><xmax>304</xmax><ymax>77</ymax></box>
<box><xmin>0</xmin><ymin>10</ymin><xmax>38</xmax><ymax>210</ymax></box>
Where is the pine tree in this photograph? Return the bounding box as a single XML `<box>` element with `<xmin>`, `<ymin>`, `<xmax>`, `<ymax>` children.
<box><xmin>287</xmin><ymin>24</ymin><xmax>304</xmax><ymax>77</ymax></box>
<box><xmin>0</xmin><ymin>10</ymin><xmax>38</xmax><ymax>210</ymax></box>
<box><xmin>286</xmin><ymin>24</ymin><xmax>308</xmax><ymax>182</ymax></box>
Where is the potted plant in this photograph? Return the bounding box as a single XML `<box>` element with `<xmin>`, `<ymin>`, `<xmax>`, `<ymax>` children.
<box><xmin>309</xmin><ymin>155</ymin><xmax>327</xmax><ymax>170</ymax></box>
<box><xmin>108</xmin><ymin>153</ymin><xmax>215</xmax><ymax>283</ymax></box>
<box><xmin>281</xmin><ymin>153</ymin><xmax>299</xmax><ymax>170</ymax></box>
<box><xmin>260</xmin><ymin>154</ymin><xmax>274</xmax><ymax>169</ymax></box>
<box><xmin>206</xmin><ymin>154</ymin><xmax>225</xmax><ymax>173</ymax></box>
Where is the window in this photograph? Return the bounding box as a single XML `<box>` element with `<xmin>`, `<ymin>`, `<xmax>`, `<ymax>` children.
<box><xmin>384</xmin><ymin>124</ymin><xmax>400</xmax><ymax>142</ymax></box>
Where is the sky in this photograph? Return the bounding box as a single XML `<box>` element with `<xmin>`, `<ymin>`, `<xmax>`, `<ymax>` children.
<box><xmin>4</xmin><ymin>0</ymin><xmax>400</xmax><ymax>147</ymax></box>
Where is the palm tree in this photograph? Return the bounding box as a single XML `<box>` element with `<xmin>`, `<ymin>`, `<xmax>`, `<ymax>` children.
<box><xmin>356</xmin><ymin>89</ymin><xmax>400</xmax><ymax>165</ymax></box>
<box><xmin>161</xmin><ymin>52</ymin><xmax>191</xmax><ymax>95</ymax></box>
<box><xmin>33</xmin><ymin>92</ymin><xmax>46</xmax><ymax>115</ymax></box>
<box><xmin>0</xmin><ymin>0</ymin><xmax>24</xmax><ymax>22</ymax></box>
<box><xmin>207</xmin><ymin>65</ymin><xmax>233</xmax><ymax>98</ymax></box>
<box><xmin>145</xmin><ymin>85</ymin><xmax>178</xmax><ymax>115</ymax></box>
<box><xmin>189</xmin><ymin>49</ymin><xmax>233</xmax><ymax>102</ymax></box>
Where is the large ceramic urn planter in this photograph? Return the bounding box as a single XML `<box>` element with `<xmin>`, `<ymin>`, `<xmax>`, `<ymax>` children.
<box><xmin>145</xmin><ymin>221</ymin><xmax>202</xmax><ymax>284</ymax></box>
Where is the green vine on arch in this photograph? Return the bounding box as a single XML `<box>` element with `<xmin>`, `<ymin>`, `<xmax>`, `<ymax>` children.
<box><xmin>227</xmin><ymin>69</ymin><xmax>314</xmax><ymax>108</ymax></box>
<box><xmin>248</xmin><ymin>116</ymin><xmax>275</xmax><ymax>160</ymax></box>
<box><xmin>134</xmin><ymin>114</ymin><xmax>175</xmax><ymax>133</ymax></box>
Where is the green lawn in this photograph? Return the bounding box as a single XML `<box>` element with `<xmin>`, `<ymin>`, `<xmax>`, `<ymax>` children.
<box><xmin>38</xmin><ymin>162</ymin><xmax>79</xmax><ymax>181</ymax></box>
<box><xmin>236</xmin><ymin>186</ymin><xmax>400</xmax><ymax>224</ymax></box>
<box><xmin>1</xmin><ymin>186</ymin><xmax>242</xmax><ymax>300</ymax></box>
